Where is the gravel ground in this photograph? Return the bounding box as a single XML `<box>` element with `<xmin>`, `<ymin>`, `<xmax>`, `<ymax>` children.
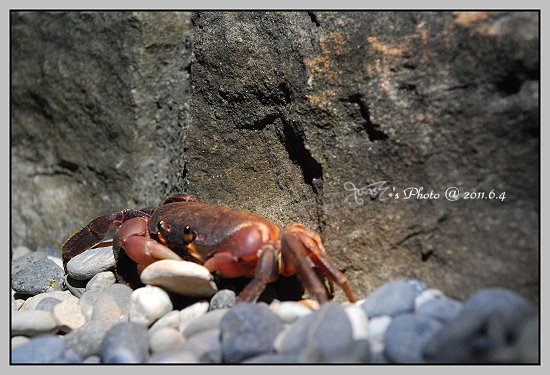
<box><xmin>11</xmin><ymin>246</ymin><xmax>539</xmax><ymax>364</ymax></box>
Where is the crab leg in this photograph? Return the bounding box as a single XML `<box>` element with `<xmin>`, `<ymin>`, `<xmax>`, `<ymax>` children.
<box><xmin>236</xmin><ymin>242</ymin><xmax>279</xmax><ymax>303</ymax></box>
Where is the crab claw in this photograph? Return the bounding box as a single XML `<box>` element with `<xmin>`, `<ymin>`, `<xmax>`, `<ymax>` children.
<box><xmin>122</xmin><ymin>236</ymin><xmax>184</xmax><ymax>266</ymax></box>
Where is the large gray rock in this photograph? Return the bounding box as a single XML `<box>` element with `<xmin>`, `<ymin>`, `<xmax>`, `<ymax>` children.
<box><xmin>11</xmin><ymin>11</ymin><xmax>538</xmax><ymax>303</ymax></box>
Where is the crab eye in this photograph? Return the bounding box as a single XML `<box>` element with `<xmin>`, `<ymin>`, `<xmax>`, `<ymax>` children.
<box><xmin>183</xmin><ymin>225</ymin><xmax>196</xmax><ymax>244</ymax></box>
<box><xmin>157</xmin><ymin>220</ymin><xmax>171</xmax><ymax>234</ymax></box>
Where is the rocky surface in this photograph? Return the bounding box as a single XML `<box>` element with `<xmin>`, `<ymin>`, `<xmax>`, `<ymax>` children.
<box><xmin>12</xmin><ymin>11</ymin><xmax>538</xmax><ymax>305</ymax></box>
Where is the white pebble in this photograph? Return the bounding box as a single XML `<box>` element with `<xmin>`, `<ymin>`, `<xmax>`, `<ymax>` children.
<box><xmin>344</xmin><ymin>303</ymin><xmax>370</xmax><ymax>340</ymax></box>
<box><xmin>271</xmin><ymin>301</ymin><xmax>312</xmax><ymax>324</ymax></box>
<box><xmin>149</xmin><ymin>310</ymin><xmax>181</xmax><ymax>334</ymax></box>
<box><xmin>21</xmin><ymin>290</ymin><xmax>78</xmax><ymax>311</ymax></box>
<box><xmin>140</xmin><ymin>260</ymin><xmax>218</xmax><ymax>297</ymax></box>
<box><xmin>129</xmin><ymin>286</ymin><xmax>173</xmax><ymax>326</ymax></box>
<box><xmin>149</xmin><ymin>327</ymin><xmax>186</xmax><ymax>354</ymax></box>
<box><xmin>11</xmin><ymin>310</ymin><xmax>60</xmax><ymax>336</ymax></box>
<box><xmin>179</xmin><ymin>301</ymin><xmax>209</xmax><ymax>332</ymax></box>
<box><xmin>86</xmin><ymin>271</ymin><xmax>116</xmax><ymax>292</ymax></box>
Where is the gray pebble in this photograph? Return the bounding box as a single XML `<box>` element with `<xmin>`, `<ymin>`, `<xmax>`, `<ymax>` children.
<box><xmin>209</xmin><ymin>289</ymin><xmax>236</xmax><ymax>311</ymax></box>
<box><xmin>86</xmin><ymin>271</ymin><xmax>116</xmax><ymax>292</ymax></box>
<box><xmin>79</xmin><ymin>290</ymin><xmax>101</xmax><ymax>321</ymax></box>
<box><xmin>182</xmin><ymin>308</ymin><xmax>227</xmax><ymax>338</ymax></box>
<box><xmin>220</xmin><ymin>302</ymin><xmax>283</xmax><ymax>363</ymax></box>
<box><xmin>35</xmin><ymin>297</ymin><xmax>62</xmax><ymax>312</ymax></box>
<box><xmin>361</xmin><ymin>279</ymin><xmax>419</xmax><ymax>318</ymax></box>
<box><xmin>384</xmin><ymin>313</ymin><xmax>443</xmax><ymax>363</ymax></box>
<box><xmin>66</xmin><ymin>246</ymin><xmax>116</xmax><ymax>280</ymax></box>
<box><xmin>182</xmin><ymin>329</ymin><xmax>223</xmax><ymax>363</ymax></box>
<box><xmin>64</xmin><ymin>320</ymin><xmax>111</xmax><ymax>359</ymax></box>
<box><xmin>11</xmin><ymin>252</ymin><xmax>47</xmax><ymax>275</ymax></box>
<box><xmin>462</xmin><ymin>288</ymin><xmax>535</xmax><ymax>324</ymax></box>
<box><xmin>65</xmin><ymin>275</ymin><xmax>88</xmax><ymax>298</ymax></box>
<box><xmin>243</xmin><ymin>353</ymin><xmax>300</xmax><ymax>363</ymax></box>
<box><xmin>416</xmin><ymin>297</ymin><xmax>463</xmax><ymax>323</ymax></box>
<box><xmin>101</xmin><ymin>322</ymin><xmax>149</xmax><ymax>363</ymax></box>
<box><xmin>11</xmin><ymin>310</ymin><xmax>60</xmax><ymax>336</ymax></box>
<box><xmin>11</xmin><ymin>257</ymin><xmax>65</xmax><ymax>295</ymax></box>
<box><xmin>149</xmin><ymin>349</ymin><xmax>199</xmax><ymax>363</ymax></box>
<box><xmin>21</xmin><ymin>290</ymin><xmax>78</xmax><ymax>310</ymax></box>
<box><xmin>91</xmin><ymin>283</ymin><xmax>133</xmax><ymax>327</ymax></box>
<box><xmin>11</xmin><ymin>335</ymin><xmax>80</xmax><ymax>363</ymax></box>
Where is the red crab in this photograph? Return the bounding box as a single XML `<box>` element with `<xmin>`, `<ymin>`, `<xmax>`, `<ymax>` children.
<box><xmin>62</xmin><ymin>194</ymin><xmax>356</xmax><ymax>303</ymax></box>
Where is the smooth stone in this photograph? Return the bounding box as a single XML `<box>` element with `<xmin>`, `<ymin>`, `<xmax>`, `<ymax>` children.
<box><xmin>11</xmin><ymin>257</ymin><xmax>65</xmax><ymax>295</ymax></box>
<box><xmin>368</xmin><ymin>315</ymin><xmax>393</xmax><ymax>342</ymax></box>
<box><xmin>11</xmin><ymin>245</ymin><xmax>32</xmax><ymax>260</ymax></box>
<box><xmin>79</xmin><ymin>290</ymin><xmax>101</xmax><ymax>321</ymax></box>
<box><xmin>243</xmin><ymin>353</ymin><xmax>300</xmax><ymax>363</ymax></box>
<box><xmin>64</xmin><ymin>320</ymin><xmax>111</xmax><ymax>359</ymax></box>
<box><xmin>100</xmin><ymin>322</ymin><xmax>149</xmax><ymax>363</ymax></box>
<box><xmin>53</xmin><ymin>300</ymin><xmax>86</xmax><ymax>332</ymax></box>
<box><xmin>86</xmin><ymin>271</ymin><xmax>116</xmax><ymax>292</ymax></box>
<box><xmin>179</xmin><ymin>301</ymin><xmax>209</xmax><ymax>330</ymax></box>
<box><xmin>182</xmin><ymin>329</ymin><xmax>223</xmax><ymax>363</ymax></box>
<box><xmin>11</xmin><ymin>335</ymin><xmax>80</xmax><ymax>363</ymax></box>
<box><xmin>181</xmin><ymin>308</ymin><xmax>227</xmax><ymax>338</ymax></box>
<box><xmin>414</xmin><ymin>288</ymin><xmax>446</xmax><ymax>310</ymax></box>
<box><xmin>11</xmin><ymin>336</ymin><xmax>30</xmax><ymax>348</ymax></box>
<box><xmin>514</xmin><ymin>314</ymin><xmax>538</xmax><ymax>363</ymax></box>
<box><xmin>91</xmin><ymin>284</ymin><xmax>133</xmax><ymax>327</ymax></box>
<box><xmin>47</xmin><ymin>255</ymin><xmax>64</xmax><ymax>269</ymax></box>
<box><xmin>361</xmin><ymin>279</ymin><xmax>419</xmax><ymax>318</ymax></box>
<box><xmin>35</xmin><ymin>297</ymin><xmax>62</xmax><ymax>312</ymax></box>
<box><xmin>462</xmin><ymin>288</ymin><xmax>535</xmax><ymax>324</ymax></box>
<box><xmin>140</xmin><ymin>260</ymin><xmax>218</xmax><ymax>297</ymax></box>
<box><xmin>220</xmin><ymin>302</ymin><xmax>283</xmax><ymax>363</ymax></box>
<box><xmin>21</xmin><ymin>290</ymin><xmax>78</xmax><ymax>310</ymax></box>
<box><xmin>301</xmin><ymin>338</ymin><xmax>371</xmax><ymax>363</ymax></box>
<box><xmin>344</xmin><ymin>303</ymin><xmax>369</xmax><ymax>340</ymax></box>
<box><xmin>66</xmin><ymin>246</ymin><xmax>116</xmax><ymax>280</ymax></box>
<box><xmin>65</xmin><ymin>275</ymin><xmax>88</xmax><ymax>297</ymax></box>
<box><xmin>209</xmin><ymin>289</ymin><xmax>236</xmax><ymax>311</ymax></box>
<box><xmin>11</xmin><ymin>252</ymin><xmax>47</xmax><ymax>275</ymax></box>
<box><xmin>149</xmin><ymin>349</ymin><xmax>199</xmax><ymax>363</ymax></box>
<box><xmin>404</xmin><ymin>278</ymin><xmax>428</xmax><ymax>293</ymax></box>
<box><xmin>11</xmin><ymin>310</ymin><xmax>60</xmax><ymax>336</ymax></box>
<box><xmin>423</xmin><ymin>310</ymin><xmax>490</xmax><ymax>363</ymax></box>
<box><xmin>149</xmin><ymin>327</ymin><xmax>186</xmax><ymax>354</ymax></box>
<box><xmin>384</xmin><ymin>313</ymin><xmax>443</xmax><ymax>363</ymax></box>
<box><xmin>275</xmin><ymin>302</ymin><xmax>355</xmax><ymax>361</ymax></box>
<box><xmin>416</xmin><ymin>297</ymin><xmax>463</xmax><ymax>323</ymax></box>
<box><xmin>129</xmin><ymin>286</ymin><xmax>173</xmax><ymax>326</ymax></box>
<box><xmin>271</xmin><ymin>301</ymin><xmax>312</xmax><ymax>324</ymax></box>
<box><xmin>82</xmin><ymin>355</ymin><xmax>102</xmax><ymax>363</ymax></box>
<box><xmin>149</xmin><ymin>310</ymin><xmax>181</xmax><ymax>334</ymax></box>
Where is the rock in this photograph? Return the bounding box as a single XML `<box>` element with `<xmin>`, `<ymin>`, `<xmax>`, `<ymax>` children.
<box><xmin>368</xmin><ymin>315</ymin><xmax>393</xmax><ymax>358</ymax></box>
<box><xmin>129</xmin><ymin>285</ymin><xmax>173</xmax><ymax>326</ymax></box>
<box><xmin>149</xmin><ymin>327</ymin><xmax>186</xmax><ymax>354</ymax></box>
<box><xmin>53</xmin><ymin>300</ymin><xmax>86</xmax><ymax>332</ymax></box>
<box><xmin>11</xmin><ymin>257</ymin><xmax>65</xmax><ymax>295</ymax></box>
<box><xmin>100</xmin><ymin>322</ymin><xmax>149</xmax><ymax>363</ymax></box>
<box><xmin>181</xmin><ymin>308</ymin><xmax>227</xmax><ymax>338</ymax></box>
<box><xmin>35</xmin><ymin>297</ymin><xmax>62</xmax><ymax>312</ymax></box>
<box><xmin>11</xmin><ymin>252</ymin><xmax>47</xmax><ymax>275</ymax></box>
<box><xmin>243</xmin><ymin>353</ymin><xmax>301</xmax><ymax>363</ymax></box>
<box><xmin>66</xmin><ymin>246</ymin><xmax>116</xmax><ymax>280</ymax></box>
<box><xmin>414</xmin><ymin>288</ymin><xmax>446</xmax><ymax>310</ymax></box>
<box><xmin>140</xmin><ymin>259</ymin><xmax>218</xmax><ymax>297</ymax></box>
<box><xmin>47</xmin><ymin>255</ymin><xmax>64</xmax><ymax>269</ymax></box>
<box><xmin>209</xmin><ymin>289</ymin><xmax>236</xmax><ymax>311</ymax></box>
<box><xmin>275</xmin><ymin>301</ymin><xmax>355</xmax><ymax>361</ymax></box>
<box><xmin>64</xmin><ymin>320</ymin><xmax>111</xmax><ymax>359</ymax></box>
<box><xmin>361</xmin><ymin>279</ymin><xmax>420</xmax><ymax>318</ymax></box>
<box><xmin>462</xmin><ymin>288</ymin><xmax>535</xmax><ymax>324</ymax></box>
<box><xmin>20</xmin><ymin>290</ymin><xmax>78</xmax><ymax>310</ymax></box>
<box><xmin>149</xmin><ymin>350</ymin><xmax>199</xmax><ymax>363</ymax></box>
<box><xmin>220</xmin><ymin>302</ymin><xmax>283</xmax><ymax>363</ymax></box>
<box><xmin>149</xmin><ymin>310</ymin><xmax>181</xmax><ymax>334</ymax></box>
<box><xmin>11</xmin><ymin>336</ymin><xmax>30</xmax><ymax>348</ymax></box>
<box><xmin>86</xmin><ymin>271</ymin><xmax>116</xmax><ymax>292</ymax></box>
<box><xmin>344</xmin><ymin>303</ymin><xmax>369</xmax><ymax>340</ymax></box>
<box><xmin>65</xmin><ymin>275</ymin><xmax>88</xmax><ymax>297</ymax></box>
<box><xmin>514</xmin><ymin>314</ymin><xmax>538</xmax><ymax>363</ymax></box>
<box><xmin>11</xmin><ymin>335</ymin><xmax>80</xmax><ymax>363</ymax></box>
<box><xmin>79</xmin><ymin>290</ymin><xmax>101</xmax><ymax>321</ymax></box>
<box><xmin>271</xmin><ymin>301</ymin><xmax>313</xmax><ymax>324</ymax></box>
<box><xmin>416</xmin><ymin>297</ymin><xmax>463</xmax><ymax>323</ymax></box>
<box><xmin>11</xmin><ymin>310</ymin><xmax>60</xmax><ymax>336</ymax></box>
<box><xmin>179</xmin><ymin>301</ymin><xmax>210</xmax><ymax>331</ymax></box>
<box><xmin>182</xmin><ymin>329</ymin><xmax>223</xmax><ymax>363</ymax></box>
<box><xmin>383</xmin><ymin>313</ymin><xmax>443</xmax><ymax>363</ymax></box>
<box><xmin>91</xmin><ymin>283</ymin><xmax>133</xmax><ymax>327</ymax></box>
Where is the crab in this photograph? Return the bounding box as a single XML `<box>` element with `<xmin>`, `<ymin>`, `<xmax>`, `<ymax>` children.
<box><xmin>62</xmin><ymin>194</ymin><xmax>356</xmax><ymax>303</ymax></box>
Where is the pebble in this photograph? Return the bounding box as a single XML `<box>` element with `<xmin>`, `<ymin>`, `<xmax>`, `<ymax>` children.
<box><xmin>91</xmin><ymin>283</ymin><xmax>133</xmax><ymax>327</ymax></box>
<box><xmin>271</xmin><ymin>301</ymin><xmax>313</xmax><ymax>324</ymax></box>
<box><xmin>11</xmin><ymin>335</ymin><xmax>80</xmax><ymax>363</ymax></box>
<box><xmin>361</xmin><ymin>279</ymin><xmax>419</xmax><ymax>318</ymax></box>
<box><xmin>383</xmin><ymin>313</ymin><xmax>443</xmax><ymax>363</ymax></box>
<box><xmin>47</xmin><ymin>255</ymin><xmax>64</xmax><ymax>270</ymax></box>
<box><xmin>53</xmin><ymin>299</ymin><xmax>86</xmax><ymax>332</ymax></box>
<box><xmin>66</xmin><ymin>246</ymin><xmax>116</xmax><ymax>280</ymax></box>
<box><xmin>78</xmin><ymin>290</ymin><xmax>101</xmax><ymax>321</ymax></box>
<box><xmin>129</xmin><ymin>286</ymin><xmax>173</xmax><ymax>326</ymax></box>
<box><xmin>100</xmin><ymin>322</ymin><xmax>149</xmax><ymax>363</ymax></box>
<box><xmin>462</xmin><ymin>288</ymin><xmax>535</xmax><ymax>324</ymax></box>
<box><xmin>182</xmin><ymin>308</ymin><xmax>227</xmax><ymax>338</ymax></box>
<box><xmin>179</xmin><ymin>301</ymin><xmax>209</xmax><ymax>330</ymax></box>
<box><xmin>368</xmin><ymin>315</ymin><xmax>393</xmax><ymax>358</ymax></box>
<box><xmin>11</xmin><ymin>336</ymin><xmax>30</xmax><ymax>348</ymax></box>
<box><xmin>344</xmin><ymin>303</ymin><xmax>370</xmax><ymax>340</ymax></box>
<box><xmin>220</xmin><ymin>302</ymin><xmax>283</xmax><ymax>363</ymax></box>
<box><xmin>149</xmin><ymin>349</ymin><xmax>199</xmax><ymax>363</ymax></box>
<box><xmin>65</xmin><ymin>275</ymin><xmax>88</xmax><ymax>297</ymax></box>
<box><xmin>86</xmin><ymin>271</ymin><xmax>116</xmax><ymax>292</ymax></box>
<box><xmin>182</xmin><ymin>329</ymin><xmax>223</xmax><ymax>363</ymax></box>
<box><xmin>63</xmin><ymin>320</ymin><xmax>111</xmax><ymax>359</ymax></box>
<box><xmin>149</xmin><ymin>310</ymin><xmax>181</xmax><ymax>334</ymax></box>
<box><xmin>35</xmin><ymin>297</ymin><xmax>62</xmax><ymax>312</ymax></box>
<box><xmin>416</xmin><ymin>297</ymin><xmax>463</xmax><ymax>323</ymax></box>
<box><xmin>11</xmin><ymin>257</ymin><xmax>65</xmax><ymax>295</ymax></box>
<box><xmin>11</xmin><ymin>310</ymin><xmax>60</xmax><ymax>336</ymax></box>
<box><xmin>275</xmin><ymin>302</ymin><xmax>355</xmax><ymax>361</ymax></box>
<box><xmin>149</xmin><ymin>327</ymin><xmax>186</xmax><ymax>354</ymax></box>
<box><xmin>11</xmin><ymin>252</ymin><xmax>47</xmax><ymax>275</ymax></box>
<box><xmin>414</xmin><ymin>288</ymin><xmax>446</xmax><ymax>310</ymax></box>
<box><xmin>140</xmin><ymin>259</ymin><xmax>218</xmax><ymax>297</ymax></box>
<box><xmin>209</xmin><ymin>289</ymin><xmax>236</xmax><ymax>311</ymax></box>
<box><xmin>21</xmin><ymin>290</ymin><xmax>78</xmax><ymax>310</ymax></box>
